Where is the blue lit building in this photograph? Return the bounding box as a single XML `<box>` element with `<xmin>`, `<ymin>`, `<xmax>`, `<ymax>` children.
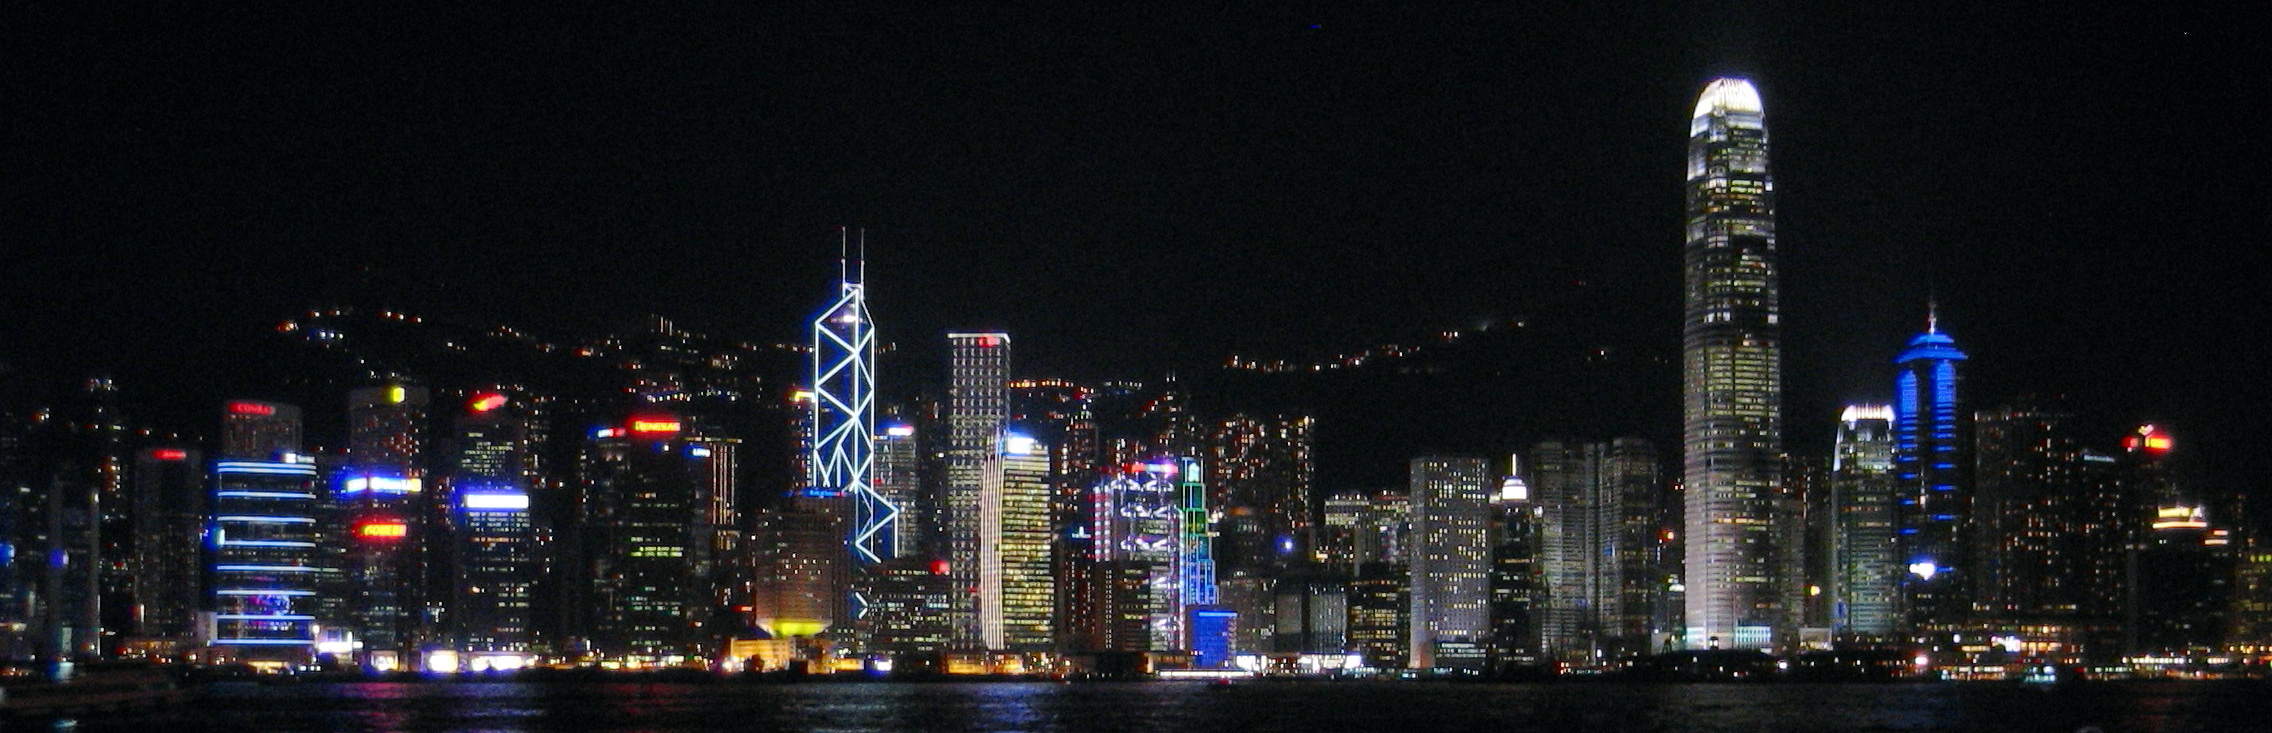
<box><xmin>1892</xmin><ymin>308</ymin><xmax>1969</xmax><ymax>631</ymax></box>
<box><xmin>209</xmin><ymin>458</ymin><xmax>323</xmax><ymax>665</ymax></box>
<box><xmin>812</xmin><ymin>252</ymin><xmax>889</xmax><ymax>564</ymax></box>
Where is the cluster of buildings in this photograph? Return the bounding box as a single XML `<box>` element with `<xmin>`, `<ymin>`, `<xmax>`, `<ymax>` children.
<box><xmin>0</xmin><ymin>77</ymin><xmax>2256</xmax><ymax>681</ymax></box>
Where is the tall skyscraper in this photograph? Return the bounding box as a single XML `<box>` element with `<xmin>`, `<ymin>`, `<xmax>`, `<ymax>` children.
<box><xmin>1488</xmin><ymin>466</ymin><xmax>1545</xmax><ymax>669</ymax></box>
<box><xmin>1529</xmin><ymin>439</ymin><xmax>1670</xmax><ymax>663</ymax></box>
<box><xmin>1408</xmin><ymin>456</ymin><xmax>1492</xmax><ymax>669</ymax></box>
<box><xmin>1971</xmin><ymin>400</ymin><xmax>2131</xmax><ymax>661</ymax></box>
<box><xmin>873</xmin><ymin>422</ymin><xmax>920</xmax><ymax>559</ymax></box>
<box><xmin>1205</xmin><ymin>415</ymin><xmax>1315</xmax><ymax>571</ymax></box>
<box><xmin>998</xmin><ymin>433</ymin><xmax>1056</xmax><ymax>650</ymax></box>
<box><xmin>1681</xmin><ymin>76</ymin><xmax>1788</xmax><ymax>651</ymax></box>
<box><xmin>1892</xmin><ymin>310</ymin><xmax>1969</xmax><ymax>631</ymax></box>
<box><xmin>945</xmin><ymin>332</ymin><xmax>1010</xmax><ymax>648</ymax></box>
<box><xmin>1828</xmin><ymin>405</ymin><xmax>1899</xmax><ymax>638</ymax></box>
<box><xmin>578</xmin><ymin>415</ymin><xmax>732</xmax><ymax>664</ymax></box>
<box><xmin>339</xmin><ymin>382</ymin><xmax>431</xmax><ymax>665</ymax></box>
<box><xmin>812</xmin><ymin>256</ymin><xmax>888</xmax><ymax>564</ymax></box>
<box><xmin>448</xmin><ymin>392</ymin><xmax>535</xmax><ymax>670</ymax></box>
<box><xmin>130</xmin><ymin>445</ymin><xmax>205</xmax><ymax>643</ymax></box>
<box><xmin>220</xmin><ymin>400</ymin><xmax>303</xmax><ymax>461</ymax></box>
<box><xmin>209</xmin><ymin>455</ymin><xmax>323</xmax><ymax>665</ymax></box>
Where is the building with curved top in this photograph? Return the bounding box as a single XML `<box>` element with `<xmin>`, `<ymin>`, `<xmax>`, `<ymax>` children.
<box><xmin>1681</xmin><ymin>77</ymin><xmax>1790</xmax><ymax>651</ymax></box>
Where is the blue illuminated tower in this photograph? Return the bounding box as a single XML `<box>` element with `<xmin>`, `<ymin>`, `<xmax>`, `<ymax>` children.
<box><xmin>1893</xmin><ymin>304</ymin><xmax>1969</xmax><ymax>631</ymax></box>
<box><xmin>812</xmin><ymin>241</ymin><xmax>889</xmax><ymax>563</ymax></box>
<box><xmin>210</xmin><ymin>457</ymin><xmax>323</xmax><ymax>664</ymax></box>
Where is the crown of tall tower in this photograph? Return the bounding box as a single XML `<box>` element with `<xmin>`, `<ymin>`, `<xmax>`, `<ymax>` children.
<box><xmin>1693</xmin><ymin>77</ymin><xmax>1763</xmax><ymax>118</ymax></box>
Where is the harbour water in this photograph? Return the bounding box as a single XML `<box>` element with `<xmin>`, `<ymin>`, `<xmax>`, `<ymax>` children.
<box><xmin>38</xmin><ymin>679</ymin><xmax>2272</xmax><ymax>733</ymax></box>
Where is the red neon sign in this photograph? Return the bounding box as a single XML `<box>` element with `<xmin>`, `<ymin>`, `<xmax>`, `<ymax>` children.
<box><xmin>228</xmin><ymin>401</ymin><xmax>276</xmax><ymax>416</ymax></box>
<box><xmin>976</xmin><ymin>335</ymin><xmax>1001</xmax><ymax>348</ymax></box>
<box><xmin>471</xmin><ymin>393</ymin><xmax>508</xmax><ymax>412</ymax></box>
<box><xmin>152</xmin><ymin>448</ymin><xmax>188</xmax><ymax>461</ymax></box>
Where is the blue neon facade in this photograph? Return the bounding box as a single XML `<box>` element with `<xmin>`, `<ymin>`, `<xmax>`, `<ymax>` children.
<box><xmin>812</xmin><ymin>257</ymin><xmax>892</xmax><ymax>564</ymax></box>
<box><xmin>1892</xmin><ymin>316</ymin><xmax>1969</xmax><ymax>629</ymax></box>
<box><xmin>210</xmin><ymin>459</ymin><xmax>322</xmax><ymax>659</ymax></box>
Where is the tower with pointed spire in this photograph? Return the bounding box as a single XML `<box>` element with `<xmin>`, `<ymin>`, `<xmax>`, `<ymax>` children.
<box><xmin>812</xmin><ymin>229</ymin><xmax>890</xmax><ymax>564</ymax></box>
<box><xmin>1893</xmin><ymin>300</ymin><xmax>1970</xmax><ymax>632</ymax></box>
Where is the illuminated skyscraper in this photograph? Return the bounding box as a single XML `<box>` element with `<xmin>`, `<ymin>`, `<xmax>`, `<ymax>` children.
<box><xmin>339</xmin><ymin>382</ymin><xmax>430</xmax><ymax>666</ymax></box>
<box><xmin>812</xmin><ymin>256</ymin><xmax>888</xmax><ymax>564</ymax></box>
<box><xmin>945</xmin><ymin>332</ymin><xmax>1010</xmax><ymax>648</ymax></box>
<box><xmin>1892</xmin><ymin>310</ymin><xmax>1969</xmax><ymax>630</ymax></box>
<box><xmin>210</xmin><ymin>456</ymin><xmax>323</xmax><ymax>664</ymax></box>
<box><xmin>1971</xmin><ymin>400</ymin><xmax>2130</xmax><ymax>661</ymax></box>
<box><xmin>873</xmin><ymin>423</ymin><xmax>920</xmax><ymax>559</ymax></box>
<box><xmin>999</xmin><ymin>434</ymin><xmax>1056</xmax><ymax>650</ymax></box>
<box><xmin>578</xmin><ymin>415</ymin><xmax>733</xmax><ymax>664</ymax></box>
<box><xmin>220</xmin><ymin>400</ymin><xmax>303</xmax><ymax>461</ymax></box>
<box><xmin>1408</xmin><ymin>456</ymin><xmax>1492</xmax><ymax>669</ymax></box>
<box><xmin>448</xmin><ymin>392</ymin><xmax>535</xmax><ymax>670</ymax></box>
<box><xmin>1488</xmin><ymin>467</ymin><xmax>1545</xmax><ymax>669</ymax></box>
<box><xmin>1529</xmin><ymin>439</ymin><xmax>1669</xmax><ymax>663</ymax></box>
<box><xmin>131</xmin><ymin>445</ymin><xmax>205</xmax><ymax>641</ymax></box>
<box><xmin>1681</xmin><ymin>76</ymin><xmax>1789</xmax><ymax>651</ymax></box>
<box><xmin>1828</xmin><ymin>405</ymin><xmax>1899</xmax><ymax>638</ymax></box>
<box><xmin>1205</xmin><ymin>415</ymin><xmax>1314</xmax><ymax>571</ymax></box>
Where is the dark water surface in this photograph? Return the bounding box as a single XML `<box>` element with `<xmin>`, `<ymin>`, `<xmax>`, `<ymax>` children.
<box><xmin>46</xmin><ymin>680</ymin><xmax>2272</xmax><ymax>733</ymax></box>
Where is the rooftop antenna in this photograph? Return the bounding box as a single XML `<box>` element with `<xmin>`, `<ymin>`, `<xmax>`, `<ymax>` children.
<box><xmin>856</xmin><ymin>227</ymin><xmax>866</xmax><ymax>285</ymax></box>
<box><xmin>837</xmin><ymin>226</ymin><xmax>849</xmax><ymax>285</ymax></box>
<box><xmin>1926</xmin><ymin>286</ymin><xmax>1940</xmax><ymax>334</ymax></box>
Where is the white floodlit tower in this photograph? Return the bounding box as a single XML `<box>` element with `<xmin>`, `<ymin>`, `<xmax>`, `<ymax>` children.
<box><xmin>813</xmin><ymin>235</ymin><xmax>891</xmax><ymax>563</ymax></box>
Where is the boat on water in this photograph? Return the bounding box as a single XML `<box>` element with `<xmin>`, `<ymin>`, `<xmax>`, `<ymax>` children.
<box><xmin>0</xmin><ymin>667</ymin><xmax>187</xmax><ymax>719</ymax></box>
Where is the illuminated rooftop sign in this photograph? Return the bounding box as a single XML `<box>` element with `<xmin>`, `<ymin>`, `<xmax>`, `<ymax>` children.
<box><xmin>470</xmin><ymin>393</ymin><xmax>508</xmax><ymax>412</ymax></box>
<box><xmin>628</xmin><ymin>418</ymin><xmax>682</xmax><ymax>435</ymax></box>
<box><xmin>152</xmin><ymin>448</ymin><xmax>189</xmax><ymax>461</ymax></box>
<box><xmin>461</xmin><ymin>493</ymin><xmax>530</xmax><ymax>511</ymax></box>
<box><xmin>228</xmin><ymin>401</ymin><xmax>277</xmax><ymax>416</ymax></box>
<box><xmin>341</xmin><ymin>475</ymin><xmax>421</xmax><ymax>495</ymax></box>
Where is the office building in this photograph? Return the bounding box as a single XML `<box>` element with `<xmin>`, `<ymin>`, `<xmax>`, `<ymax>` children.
<box><xmin>999</xmin><ymin>434</ymin><xmax>1056</xmax><ymax>651</ymax></box>
<box><xmin>1408</xmin><ymin>456</ymin><xmax>1492</xmax><ymax>669</ymax></box>
<box><xmin>1970</xmin><ymin>400</ymin><xmax>2132</xmax><ymax>662</ymax></box>
<box><xmin>1681</xmin><ymin>76</ymin><xmax>1789</xmax><ymax>651</ymax></box>
<box><xmin>1205</xmin><ymin>415</ymin><xmax>1315</xmax><ymax>571</ymax></box>
<box><xmin>1529</xmin><ymin>439</ymin><xmax>1669</xmax><ymax>663</ymax></box>
<box><xmin>812</xmin><ymin>258</ymin><xmax>890</xmax><ymax>564</ymax></box>
<box><xmin>1893</xmin><ymin>311</ymin><xmax>1970</xmax><ymax>630</ymax></box>
<box><xmin>130</xmin><ymin>445</ymin><xmax>205</xmax><ymax>642</ymax></box>
<box><xmin>578</xmin><ymin>415</ymin><xmax>732</xmax><ymax>664</ymax></box>
<box><xmin>448</xmin><ymin>392</ymin><xmax>535</xmax><ymax>669</ymax></box>
<box><xmin>1828</xmin><ymin>405</ymin><xmax>1899</xmax><ymax>638</ymax></box>
<box><xmin>1488</xmin><ymin>468</ymin><xmax>1545</xmax><ymax>669</ymax></box>
<box><xmin>945</xmin><ymin>332</ymin><xmax>1010</xmax><ymax>648</ymax></box>
<box><xmin>338</xmin><ymin>382</ymin><xmax>431</xmax><ymax>666</ymax></box>
<box><xmin>209</xmin><ymin>456</ymin><xmax>323</xmax><ymax>666</ymax></box>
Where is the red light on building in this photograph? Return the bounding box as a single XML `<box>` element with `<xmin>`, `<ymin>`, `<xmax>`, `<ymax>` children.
<box><xmin>930</xmin><ymin>559</ymin><xmax>951</xmax><ymax>576</ymax></box>
<box><xmin>470</xmin><ymin>393</ymin><xmax>508</xmax><ymax>412</ymax></box>
<box><xmin>628</xmin><ymin>419</ymin><xmax>682</xmax><ymax>435</ymax></box>
<box><xmin>2133</xmin><ymin>425</ymin><xmax>2174</xmax><ymax>453</ymax></box>
<box><xmin>228</xmin><ymin>401</ymin><xmax>276</xmax><ymax>416</ymax></box>
<box><xmin>977</xmin><ymin>335</ymin><xmax>1001</xmax><ymax>348</ymax></box>
<box><xmin>152</xmin><ymin>449</ymin><xmax>188</xmax><ymax>461</ymax></box>
<box><xmin>357</xmin><ymin>522</ymin><xmax>409</xmax><ymax>539</ymax></box>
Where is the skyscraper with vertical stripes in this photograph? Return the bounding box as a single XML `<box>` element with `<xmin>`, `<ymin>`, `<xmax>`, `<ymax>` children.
<box><xmin>1681</xmin><ymin>77</ymin><xmax>1789</xmax><ymax>651</ymax></box>
<box><xmin>812</xmin><ymin>251</ymin><xmax>887</xmax><ymax>564</ymax></box>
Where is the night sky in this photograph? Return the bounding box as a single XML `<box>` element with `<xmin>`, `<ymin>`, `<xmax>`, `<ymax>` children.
<box><xmin>6</xmin><ymin>6</ymin><xmax>2263</xmax><ymax>495</ymax></box>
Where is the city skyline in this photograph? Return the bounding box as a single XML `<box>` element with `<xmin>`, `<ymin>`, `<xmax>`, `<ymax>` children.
<box><xmin>5</xmin><ymin>6</ymin><xmax>2259</xmax><ymax>497</ymax></box>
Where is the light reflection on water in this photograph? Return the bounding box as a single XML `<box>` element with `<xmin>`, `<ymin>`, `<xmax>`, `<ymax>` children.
<box><xmin>50</xmin><ymin>679</ymin><xmax>2272</xmax><ymax>733</ymax></box>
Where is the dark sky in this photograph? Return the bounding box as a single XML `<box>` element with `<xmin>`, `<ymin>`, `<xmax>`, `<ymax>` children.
<box><xmin>5</xmin><ymin>5</ymin><xmax>2264</xmax><ymax>492</ymax></box>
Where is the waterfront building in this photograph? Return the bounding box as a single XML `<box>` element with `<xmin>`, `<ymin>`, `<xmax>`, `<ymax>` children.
<box><xmin>209</xmin><ymin>456</ymin><xmax>323</xmax><ymax>666</ymax></box>
<box><xmin>1828</xmin><ymin>405</ymin><xmax>1899</xmax><ymax>639</ymax></box>
<box><xmin>1488</xmin><ymin>467</ymin><xmax>1545</xmax><ymax>669</ymax></box>
<box><xmin>578</xmin><ymin>415</ymin><xmax>732</xmax><ymax>664</ymax></box>
<box><xmin>1681</xmin><ymin>76</ymin><xmax>1790</xmax><ymax>651</ymax></box>
<box><xmin>1970</xmin><ymin>399</ymin><xmax>2133</xmax><ymax>662</ymax></box>
<box><xmin>812</xmin><ymin>256</ymin><xmax>890</xmax><ymax>564</ymax></box>
<box><xmin>1529</xmin><ymin>439</ymin><xmax>1669</xmax><ymax>663</ymax></box>
<box><xmin>1893</xmin><ymin>311</ymin><xmax>1971</xmax><ymax>631</ymax></box>
<box><xmin>130</xmin><ymin>445</ymin><xmax>205</xmax><ymax>643</ymax></box>
<box><xmin>448</xmin><ymin>392</ymin><xmax>535</xmax><ymax>669</ymax></box>
<box><xmin>945</xmin><ymin>332</ymin><xmax>1010</xmax><ymax>648</ymax></box>
<box><xmin>999</xmin><ymin>433</ymin><xmax>1056</xmax><ymax>650</ymax></box>
<box><xmin>338</xmin><ymin>382</ymin><xmax>430</xmax><ymax>666</ymax></box>
<box><xmin>1408</xmin><ymin>456</ymin><xmax>1492</xmax><ymax>669</ymax></box>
